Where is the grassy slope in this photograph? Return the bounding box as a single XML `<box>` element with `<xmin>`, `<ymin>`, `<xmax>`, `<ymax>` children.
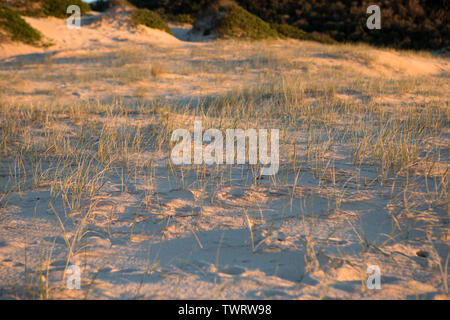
<box><xmin>0</xmin><ymin>4</ymin><xmax>42</xmax><ymax>45</ymax></box>
<box><xmin>215</xmin><ymin>3</ymin><xmax>278</xmax><ymax>40</ymax></box>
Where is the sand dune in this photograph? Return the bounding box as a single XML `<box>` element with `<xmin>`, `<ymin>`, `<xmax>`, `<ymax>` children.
<box><xmin>0</xmin><ymin>12</ymin><xmax>449</xmax><ymax>300</ymax></box>
<box><xmin>0</xmin><ymin>9</ymin><xmax>182</xmax><ymax>59</ymax></box>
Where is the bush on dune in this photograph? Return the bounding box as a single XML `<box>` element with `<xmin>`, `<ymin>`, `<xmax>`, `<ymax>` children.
<box><xmin>128</xmin><ymin>0</ymin><xmax>449</xmax><ymax>49</ymax></box>
<box><xmin>164</xmin><ymin>13</ymin><xmax>194</xmax><ymax>25</ymax></box>
<box><xmin>131</xmin><ymin>8</ymin><xmax>173</xmax><ymax>35</ymax></box>
<box><xmin>42</xmin><ymin>0</ymin><xmax>91</xmax><ymax>18</ymax></box>
<box><xmin>215</xmin><ymin>3</ymin><xmax>278</xmax><ymax>39</ymax></box>
<box><xmin>90</xmin><ymin>0</ymin><xmax>136</xmax><ymax>12</ymax></box>
<box><xmin>129</xmin><ymin>1</ymin><xmax>327</xmax><ymax>42</ymax></box>
<box><xmin>237</xmin><ymin>0</ymin><xmax>449</xmax><ymax>50</ymax></box>
<box><xmin>271</xmin><ymin>23</ymin><xmax>310</xmax><ymax>41</ymax></box>
<box><xmin>11</xmin><ymin>0</ymin><xmax>90</xmax><ymax>18</ymax></box>
<box><xmin>9</xmin><ymin>0</ymin><xmax>44</xmax><ymax>17</ymax></box>
<box><xmin>0</xmin><ymin>4</ymin><xmax>42</xmax><ymax>45</ymax></box>
<box><xmin>189</xmin><ymin>2</ymin><xmax>278</xmax><ymax>40</ymax></box>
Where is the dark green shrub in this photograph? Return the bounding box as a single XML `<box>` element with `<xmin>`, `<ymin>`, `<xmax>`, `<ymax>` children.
<box><xmin>166</xmin><ymin>13</ymin><xmax>194</xmax><ymax>24</ymax></box>
<box><xmin>131</xmin><ymin>8</ymin><xmax>172</xmax><ymax>35</ymax></box>
<box><xmin>130</xmin><ymin>0</ymin><xmax>209</xmax><ymax>16</ymax></box>
<box><xmin>12</xmin><ymin>0</ymin><xmax>90</xmax><ymax>18</ymax></box>
<box><xmin>0</xmin><ymin>4</ymin><xmax>42</xmax><ymax>44</ymax></box>
<box><xmin>271</xmin><ymin>23</ymin><xmax>310</xmax><ymax>41</ymax></box>
<box><xmin>11</xmin><ymin>0</ymin><xmax>45</xmax><ymax>17</ymax></box>
<box><xmin>215</xmin><ymin>3</ymin><xmax>278</xmax><ymax>39</ymax></box>
<box><xmin>42</xmin><ymin>0</ymin><xmax>91</xmax><ymax>18</ymax></box>
<box><xmin>89</xmin><ymin>0</ymin><xmax>111</xmax><ymax>12</ymax></box>
<box><xmin>129</xmin><ymin>0</ymin><xmax>449</xmax><ymax>49</ymax></box>
<box><xmin>237</xmin><ymin>0</ymin><xmax>448</xmax><ymax>50</ymax></box>
<box><xmin>150</xmin><ymin>8</ymin><xmax>194</xmax><ymax>24</ymax></box>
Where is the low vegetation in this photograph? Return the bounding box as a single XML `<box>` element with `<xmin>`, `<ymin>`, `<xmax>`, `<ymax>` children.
<box><xmin>42</xmin><ymin>0</ymin><xmax>91</xmax><ymax>18</ymax></box>
<box><xmin>271</xmin><ymin>23</ymin><xmax>310</xmax><ymax>41</ymax></box>
<box><xmin>0</xmin><ymin>40</ymin><xmax>448</xmax><ymax>298</ymax></box>
<box><xmin>129</xmin><ymin>0</ymin><xmax>449</xmax><ymax>50</ymax></box>
<box><xmin>131</xmin><ymin>8</ymin><xmax>173</xmax><ymax>35</ymax></box>
<box><xmin>163</xmin><ymin>13</ymin><xmax>194</xmax><ymax>25</ymax></box>
<box><xmin>214</xmin><ymin>3</ymin><xmax>278</xmax><ymax>39</ymax></box>
<box><xmin>11</xmin><ymin>0</ymin><xmax>91</xmax><ymax>18</ymax></box>
<box><xmin>0</xmin><ymin>3</ymin><xmax>42</xmax><ymax>44</ymax></box>
<box><xmin>239</xmin><ymin>0</ymin><xmax>449</xmax><ymax>50</ymax></box>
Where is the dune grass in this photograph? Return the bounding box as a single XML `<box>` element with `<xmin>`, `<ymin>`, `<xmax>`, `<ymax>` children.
<box><xmin>0</xmin><ymin>37</ymin><xmax>448</xmax><ymax>299</ymax></box>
